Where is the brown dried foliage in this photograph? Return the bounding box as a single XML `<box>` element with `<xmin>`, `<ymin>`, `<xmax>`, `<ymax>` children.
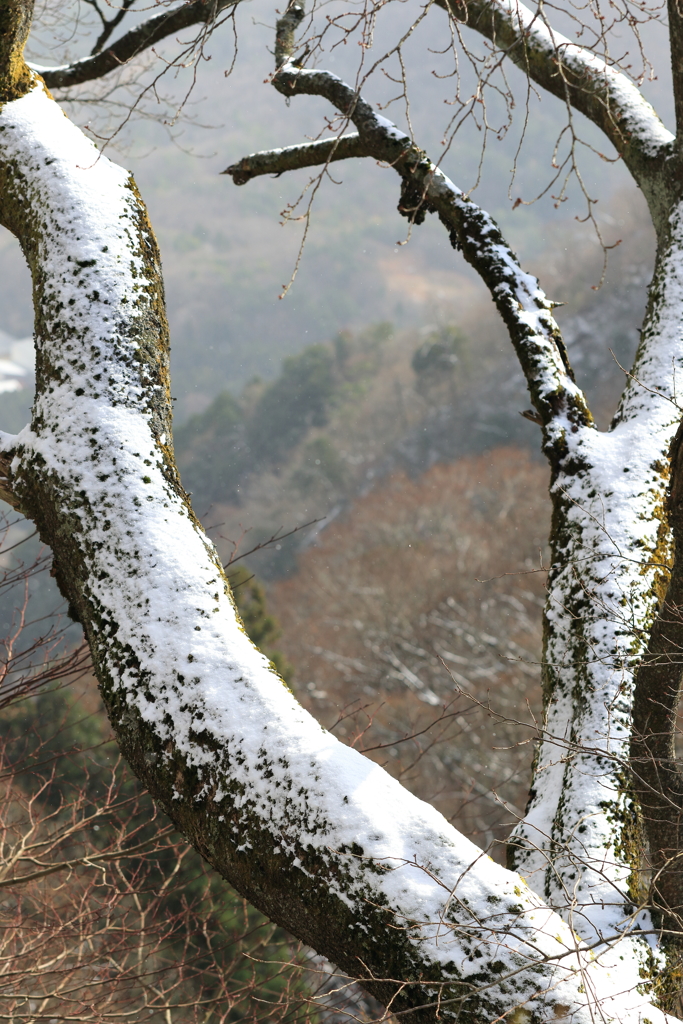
<box><xmin>269</xmin><ymin>447</ymin><xmax>550</xmax><ymax>855</ymax></box>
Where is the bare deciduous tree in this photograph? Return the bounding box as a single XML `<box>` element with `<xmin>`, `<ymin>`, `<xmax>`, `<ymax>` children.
<box><xmin>4</xmin><ymin>0</ymin><xmax>683</xmax><ymax>1019</ymax></box>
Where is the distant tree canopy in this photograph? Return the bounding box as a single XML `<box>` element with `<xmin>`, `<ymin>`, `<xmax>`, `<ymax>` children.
<box><xmin>174</xmin><ymin>328</ymin><xmax>403</xmax><ymax>510</ymax></box>
<box><xmin>175</xmin><ymin>343</ymin><xmax>339</xmax><ymax>508</ymax></box>
<box><xmin>411</xmin><ymin>326</ymin><xmax>464</xmax><ymax>379</ymax></box>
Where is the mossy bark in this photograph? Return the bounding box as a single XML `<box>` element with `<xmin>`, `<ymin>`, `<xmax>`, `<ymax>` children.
<box><xmin>0</xmin><ymin>1</ymin><xmax>34</xmax><ymax>102</ymax></box>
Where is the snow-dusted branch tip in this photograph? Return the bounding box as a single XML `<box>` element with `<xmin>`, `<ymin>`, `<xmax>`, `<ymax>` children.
<box><xmin>223</xmin><ymin>134</ymin><xmax>368</xmax><ymax>184</ymax></box>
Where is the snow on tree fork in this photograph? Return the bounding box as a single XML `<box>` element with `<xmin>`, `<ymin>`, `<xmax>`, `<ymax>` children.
<box><xmin>0</xmin><ymin>68</ymin><xmax>676</xmax><ymax>1024</ymax></box>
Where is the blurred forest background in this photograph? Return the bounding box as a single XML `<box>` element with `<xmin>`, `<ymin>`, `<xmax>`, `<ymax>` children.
<box><xmin>0</xmin><ymin>0</ymin><xmax>669</xmax><ymax>1017</ymax></box>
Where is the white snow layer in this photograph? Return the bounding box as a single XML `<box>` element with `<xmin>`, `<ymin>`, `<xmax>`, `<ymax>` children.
<box><xmin>0</xmin><ymin>80</ymin><xmax>678</xmax><ymax>1024</ymax></box>
<box><xmin>495</xmin><ymin>0</ymin><xmax>673</xmax><ymax>154</ymax></box>
<box><xmin>511</xmin><ymin>190</ymin><xmax>683</xmax><ymax>943</ymax></box>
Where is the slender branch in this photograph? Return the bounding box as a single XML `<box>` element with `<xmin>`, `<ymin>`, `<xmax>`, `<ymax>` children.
<box><xmin>224</xmin><ymin>134</ymin><xmax>368</xmax><ymax>183</ymax></box>
<box><xmin>0</xmin><ymin>640</ymin><xmax>91</xmax><ymax>709</ymax></box>
<box><xmin>0</xmin><ymin>828</ymin><xmax>175</xmax><ymax>889</ymax></box>
<box><xmin>226</xmin><ymin>60</ymin><xmax>593</xmax><ymax>440</ymax></box>
<box><xmin>222</xmin><ymin>517</ymin><xmax>324</xmax><ymax>567</ymax></box>
<box><xmin>435</xmin><ymin>0</ymin><xmax>674</xmax><ymax>185</ymax></box>
<box><xmin>33</xmin><ymin>0</ymin><xmax>240</xmax><ymax>90</ymax></box>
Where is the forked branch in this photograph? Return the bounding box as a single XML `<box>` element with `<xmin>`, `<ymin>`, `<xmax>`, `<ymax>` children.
<box><xmin>89</xmin><ymin>0</ymin><xmax>137</xmax><ymax>57</ymax></box>
<box><xmin>225</xmin><ymin>5</ymin><xmax>593</xmax><ymax>444</ymax></box>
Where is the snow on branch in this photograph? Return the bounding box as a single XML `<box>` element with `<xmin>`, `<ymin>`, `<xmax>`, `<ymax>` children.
<box><xmin>224</xmin><ymin>133</ymin><xmax>368</xmax><ymax>184</ymax></box>
<box><xmin>436</xmin><ymin>0</ymin><xmax>674</xmax><ymax>173</ymax></box>
<box><xmin>226</xmin><ymin>55</ymin><xmax>593</xmax><ymax>443</ymax></box>
<box><xmin>31</xmin><ymin>0</ymin><xmax>240</xmax><ymax>90</ymax></box>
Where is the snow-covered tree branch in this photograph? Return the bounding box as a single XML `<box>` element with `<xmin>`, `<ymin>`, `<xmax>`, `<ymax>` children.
<box><xmin>222</xmin><ymin>5</ymin><xmax>683</xmax><ymax>1009</ymax></box>
<box><xmin>225</xmin><ymin>133</ymin><xmax>370</xmax><ymax>183</ymax></box>
<box><xmin>228</xmin><ymin>49</ymin><xmax>590</xmax><ymax>440</ymax></box>
<box><xmin>433</xmin><ymin>0</ymin><xmax>674</xmax><ymax>184</ymax></box>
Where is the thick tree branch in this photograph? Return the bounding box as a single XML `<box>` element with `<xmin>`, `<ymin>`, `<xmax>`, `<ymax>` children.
<box><xmin>227</xmin><ymin>60</ymin><xmax>593</xmax><ymax>445</ymax></box>
<box><xmin>435</xmin><ymin>0</ymin><xmax>674</xmax><ymax>195</ymax></box>
<box><xmin>32</xmin><ymin>0</ymin><xmax>239</xmax><ymax>90</ymax></box>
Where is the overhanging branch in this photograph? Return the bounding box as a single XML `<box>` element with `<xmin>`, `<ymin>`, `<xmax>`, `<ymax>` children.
<box><xmin>33</xmin><ymin>0</ymin><xmax>240</xmax><ymax>90</ymax></box>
